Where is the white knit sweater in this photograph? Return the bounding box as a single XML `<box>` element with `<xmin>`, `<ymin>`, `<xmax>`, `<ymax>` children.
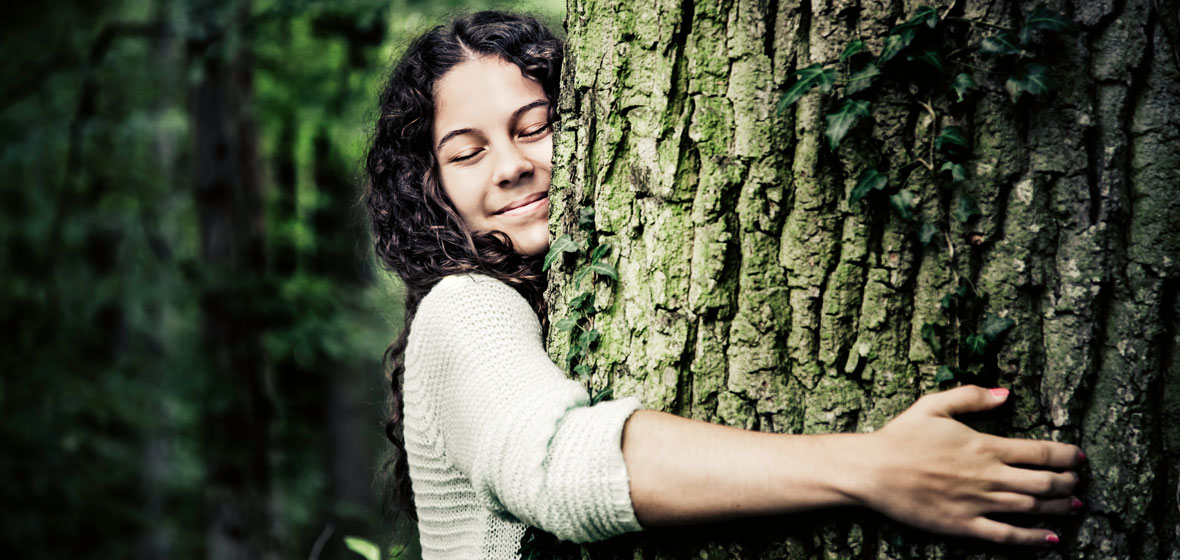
<box><xmin>402</xmin><ymin>273</ymin><xmax>645</xmax><ymax>559</ymax></box>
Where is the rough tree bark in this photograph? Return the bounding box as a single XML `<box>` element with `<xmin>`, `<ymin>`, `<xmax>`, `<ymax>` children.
<box><xmin>547</xmin><ymin>0</ymin><xmax>1180</xmax><ymax>558</ymax></box>
<box><xmin>191</xmin><ymin>1</ymin><xmax>275</xmax><ymax>558</ymax></box>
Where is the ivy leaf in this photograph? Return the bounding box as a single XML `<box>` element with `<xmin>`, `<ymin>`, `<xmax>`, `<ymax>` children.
<box><xmin>578</xmin><ymin>328</ymin><xmax>601</xmax><ymax>349</ymax></box>
<box><xmin>343</xmin><ymin>537</ymin><xmax>381</xmax><ymax>560</ymax></box>
<box><xmin>590</xmin><ymin>386</ymin><xmax>614</xmax><ymax>405</ymax></box>
<box><xmin>889</xmin><ymin>189</ymin><xmax>918</xmax><ymax>220</ymax></box>
<box><xmin>935</xmin><ymin>125</ymin><xmax>969</xmax><ymax>155</ymax></box>
<box><xmin>825</xmin><ymin>99</ymin><xmax>871</xmax><ymax>149</ymax></box>
<box><xmin>569</xmin><ymin>291</ymin><xmax>595</xmax><ymax>313</ymax></box>
<box><xmin>573</xmin><ymin>364</ymin><xmax>592</xmax><ymax>379</ymax></box>
<box><xmin>918</xmin><ymin>222</ymin><xmax>939</xmax><ymax>245</ymax></box>
<box><xmin>554</xmin><ymin>315</ymin><xmax>581</xmax><ymax>332</ymax></box>
<box><xmin>952</xmin><ymin>72</ymin><xmax>976</xmax><ymax>102</ymax></box>
<box><xmin>965</xmin><ymin>334</ymin><xmax>988</xmax><ymax>356</ymax></box>
<box><xmin>980</xmin><ymin>312</ymin><xmax>1016</xmax><ymax>341</ymax></box>
<box><xmin>543</xmin><ymin>234</ymin><xmax>580</xmax><ymax>271</ymax></box>
<box><xmin>577</xmin><ymin>207</ymin><xmax>596</xmax><ymax>231</ymax></box>
<box><xmin>939</xmin><ymin>161</ymin><xmax>967</xmax><ymax>182</ymax></box>
<box><xmin>849</xmin><ymin>168</ymin><xmax>888</xmax><ymax>206</ymax></box>
<box><xmin>921</xmin><ymin>322</ymin><xmax>943</xmax><ymax>354</ymax></box>
<box><xmin>908</xmin><ymin>50</ymin><xmax>944</xmax><ymax>73</ymax></box>
<box><xmin>841</xmin><ymin>39</ymin><xmax>867</xmax><ymax>61</ymax></box>
<box><xmin>588</xmin><ymin>262</ymin><xmax>618</xmax><ymax>281</ymax></box>
<box><xmin>1006</xmin><ymin>63</ymin><xmax>1049</xmax><ymax>101</ymax></box>
<box><xmin>589</xmin><ymin>243</ymin><xmax>611</xmax><ymax>264</ymax></box>
<box><xmin>934</xmin><ymin>365</ymin><xmax>956</xmax><ymax>383</ymax></box>
<box><xmin>879</xmin><ymin>28</ymin><xmax>917</xmax><ymax>64</ymax></box>
<box><xmin>955</xmin><ymin>194</ymin><xmax>982</xmax><ymax>223</ymax></box>
<box><xmin>777</xmin><ymin>63</ymin><xmax>838</xmax><ymax>113</ymax></box>
<box><xmin>574</xmin><ymin>265</ymin><xmax>591</xmax><ymax>286</ymax></box>
<box><xmin>1020</xmin><ymin>7</ymin><xmax>1074</xmax><ymax>44</ymax></box>
<box><xmin>893</xmin><ymin>6</ymin><xmax>939</xmax><ymax>33</ymax></box>
<box><xmin>845</xmin><ymin>62</ymin><xmax>880</xmax><ymax>95</ymax></box>
<box><xmin>980</xmin><ymin>33</ymin><xmax>1023</xmax><ymax>56</ymax></box>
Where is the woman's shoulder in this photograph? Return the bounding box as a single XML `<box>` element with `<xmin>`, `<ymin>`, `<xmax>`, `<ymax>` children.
<box><xmin>416</xmin><ymin>272</ymin><xmax>534</xmax><ymax>325</ymax></box>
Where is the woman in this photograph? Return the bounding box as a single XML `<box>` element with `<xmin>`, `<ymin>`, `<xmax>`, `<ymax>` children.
<box><xmin>364</xmin><ymin>10</ymin><xmax>1084</xmax><ymax>559</ymax></box>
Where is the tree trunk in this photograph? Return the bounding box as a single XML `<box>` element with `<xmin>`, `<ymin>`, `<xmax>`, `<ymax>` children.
<box><xmin>548</xmin><ymin>0</ymin><xmax>1180</xmax><ymax>558</ymax></box>
<box><xmin>190</xmin><ymin>1</ymin><xmax>275</xmax><ymax>558</ymax></box>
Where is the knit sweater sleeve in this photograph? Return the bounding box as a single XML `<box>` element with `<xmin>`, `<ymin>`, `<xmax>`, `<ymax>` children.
<box><xmin>407</xmin><ymin>273</ymin><xmax>645</xmax><ymax>543</ymax></box>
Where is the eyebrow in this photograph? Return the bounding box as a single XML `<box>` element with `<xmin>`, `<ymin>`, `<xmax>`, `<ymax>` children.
<box><xmin>435</xmin><ymin>99</ymin><xmax>550</xmax><ymax>153</ymax></box>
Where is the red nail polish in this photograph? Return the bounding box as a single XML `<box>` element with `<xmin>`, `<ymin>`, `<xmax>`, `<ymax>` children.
<box><xmin>989</xmin><ymin>387</ymin><xmax>1009</xmax><ymax>398</ymax></box>
<box><xmin>1078</xmin><ymin>451</ymin><xmax>1087</xmax><ymax>461</ymax></box>
<box><xmin>1046</xmin><ymin>534</ymin><xmax>1060</xmax><ymax>545</ymax></box>
<box><xmin>1071</xmin><ymin>498</ymin><xmax>1083</xmax><ymax>510</ymax></box>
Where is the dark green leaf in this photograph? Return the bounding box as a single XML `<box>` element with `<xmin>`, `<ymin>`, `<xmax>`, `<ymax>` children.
<box><xmin>952</xmin><ymin>72</ymin><xmax>977</xmax><ymax>102</ymax></box>
<box><xmin>578</xmin><ymin>328</ymin><xmax>601</xmax><ymax>349</ymax></box>
<box><xmin>879</xmin><ymin>28</ymin><xmax>917</xmax><ymax>64</ymax></box>
<box><xmin>841</xmin><ymin>40</ymin><xmax>866</xmax><ymax>61</ymax></box>
<box><xmin>554</xmin><ymin>315</ymin><xmax>581</xmax><ymax>332</ymax></box>
<box><xmin>824</xmin><ymin>99</ymin><xmax>871</xmax><ymax>149</ymax></box>
<box><xmin>577</xmin><ymin>207</ymin><xmax>595</xmax><ymax>231</ymax></box>
<box><xmin>939</xmin><ymin>161</ymin><xmax>967</xmax><ymax>182</ymax></box>
<box><xmin>849</xmin><ymin>168</ymin><xmax>888</xmax><ymax>206</ymax></box>
<box><xmin>1020</xmin><ymin>7</ymin><xmax>1073</xmax><ymax>44</ymax></box>
<box><xmin>908</xmin><ymin>50</ymin><xmax>944</xmax><ymax>73</ymax></box>
<box><xmin>980</xmin><ymin>313</ymin><xmax>1016</xmax><ymax>341</ymax></box>
<box><xmin>590</xmin><ymin>386</ymin><xmax>614</xmax><ymax>405</ymax></box>
<box><xmin>588</xmin><ymin>262</ymin><xmax>618</xmax><ymax>281</ymax></box>
<box><xmin>918</xmin><ymin>222</ymin><xmax>939</xmax><ymax>245</ymax></box>
<box><xmin>935</xmin><ymin>125</ymin><xmax>969</xmax><ymax>154</ymax></box>
<box><xmin>889</xmin><ymin>189</ymin><xmax>918</xmax><ymax>220</ymax></box>
<box><xmin>569</xmin><ymin>291</ymin><xmax>595</xmax><ymax>313</ymax></box>
<box><xmin>955</xmin><ymin>195</ymin><xmax>982</xmax><ymax>223</ymax></box>
<box><xmin>1005</xmin><ymin>63</ymin><xmax>1049</xmax><ymax>101</ymax></box>
<box><xmin>940</xmin><ymin>292</ymin><xmax>955</xmax><ymax>310</ymax></box>
<box><xmin>934</xmin><ymin>365</ymin><xmax>956</xmax><ymax>383</ymax></box>
<box><xmin>589</xmin><ymin>243</ymin><xmax>611</xmax><ymax>264</ymax></box>
<box><xmin>965</xmin><ymin>334</ymin><xmax>988</xmax><ymax>355</ymax></box>
<box><xmin>980</xmin><ymin>33</ymin><xmax>1023</xmax><ymax>55</ymax></box>
<box><xmin>543</xmin><ymin>234</ymin><xmax>580</xmax><ymax>271</ymax></box>
<box><xmin>921</xmin><ymin>322</ymin><xmax>943</xmax><ymax>354</ymax></box>
<box><xmin>777</xmin><ymin>63</ymin><xmax>838</xmax><ymax>113</ymax></box>
<box><xmin>845</xmin><ymin>62</ymin><xmax>880</xmax><ymax>95</ymax></box>
<box><xmin>892</xmin><ymin>6</ymin><xmax>939</xmax><ymax>33</ymax></box>
<box><xmin>573</xmin><ymin>364</ymin><xmax>592</xmax><ymax>379</ymax></box>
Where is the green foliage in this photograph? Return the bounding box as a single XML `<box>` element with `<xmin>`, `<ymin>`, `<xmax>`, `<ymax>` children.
<box><xmin>544</xmin><ymin>234</ymin><xmax>580</xmax><ymax>271</ymax></box>
<box><xmin>849</xmin><ymin>169</ymin><xmax>889</xmax><ymax>206</ymax></box>
<box><xmin>344</xmin><ymin>536</ymin><xmax>383</xmax><ymax>560</ymax></box>
<box><xmin>776</xmin><ymin>63</ymin><xmax>838</xmax><ymax>113</ymax></box>
<box><xmin>776</xmin><ymin>3</ymin><xmax>1072</xmax><ymax>387</ymax></box>
<box><xmin>825</xmin><ymin>99</ymin><xmax>871</xmax><ymax>149</ymax></box>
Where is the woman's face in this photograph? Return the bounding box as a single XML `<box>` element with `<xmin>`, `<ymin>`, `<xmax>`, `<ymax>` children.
<box><xmin>432</xmin><ymin>55</ymin><xmax>553</xmax><ymax>256</ymax></box>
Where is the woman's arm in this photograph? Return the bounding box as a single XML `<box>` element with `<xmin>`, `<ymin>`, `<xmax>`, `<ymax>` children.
<box><xmin>621</xmin><ymin>385</ymin><xmax>1083</xmax><ymax>546</ymax></box>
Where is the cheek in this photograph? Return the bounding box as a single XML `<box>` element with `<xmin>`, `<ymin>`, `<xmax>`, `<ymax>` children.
<box><xmin>438</xmin><ymin>168</ymin><xmax>487</xmax><ymax>224</ymax></box>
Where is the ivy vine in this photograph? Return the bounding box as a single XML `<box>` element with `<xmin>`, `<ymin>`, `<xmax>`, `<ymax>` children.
<box><xmin>777</xmin><ymin>3</ymin><xmax>1072</xmax><ymax>384</ymax></box>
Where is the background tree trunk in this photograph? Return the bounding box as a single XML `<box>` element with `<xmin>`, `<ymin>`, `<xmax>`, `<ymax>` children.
<box><xmin>548</xmin><ymin>0</ymin><xmax>1180</xmax><ymax>557</ymax></box>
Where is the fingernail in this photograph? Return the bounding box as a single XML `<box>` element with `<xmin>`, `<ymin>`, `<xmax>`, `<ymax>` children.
<box><xmin>1078</xmin><ymin>450</ymin><xmax>1087</xmax><ymax>462</ymax></box>
<box><xmin>1071</xmin><ymin>497</ymin><xmax>1084</xmax><ymax>510</ymax></box>
<box><xmin>1046</xmin><ymin>534</ymin><xmax>1060</xmax><ymax>545</ymax></box>
<box><xmin>989</xmin><ymin>387</ymin><xmax>1010</xmax><ymax>399</ymax></box>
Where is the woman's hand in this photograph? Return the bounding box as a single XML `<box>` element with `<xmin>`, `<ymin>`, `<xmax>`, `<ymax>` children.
<box><xmin>853</xmin><ymin>385</ymin><xmax>1083</xmax><ymax>546</ymax></box>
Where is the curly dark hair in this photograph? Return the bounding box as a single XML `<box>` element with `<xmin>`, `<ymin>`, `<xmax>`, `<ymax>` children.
<box><xmin>363</xmin><ymin>10</ymin><xmax>564</xmax><ymax>525</ymax></box>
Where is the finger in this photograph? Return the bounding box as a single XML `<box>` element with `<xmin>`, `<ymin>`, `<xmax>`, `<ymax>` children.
<box><xmin>992</xmin><ymin>466</ymin><xmax>1078</xmax><ymax>496</ymax></box>
<box><xmin>915</xmin><ymin>385</ymin><xmax>1009</xmax><ymax>417</ymax></box>
<box><xmin>986</xmin><ymin>492</ymin><xmax>1081</xmax><ymax>515</ymax></box>
<box><xmin>965</xmin><ymin>517</ymin><xmax>1060</xmax><ymax>546</ymax></box>
<box><xmin>988</xmin><ymin>436</ymin><xmax>1084</xmax><ymax>469</ymax></box>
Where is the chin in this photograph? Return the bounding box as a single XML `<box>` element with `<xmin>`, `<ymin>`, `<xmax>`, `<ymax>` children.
<box><xmin>512</xmin><ymin>226</ymin><xmax>550</xmax><ymax>257</ymax></box>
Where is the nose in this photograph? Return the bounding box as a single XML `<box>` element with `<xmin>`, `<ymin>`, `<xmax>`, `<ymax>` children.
<box><xmin>491</xmin><ymin>141</ymin><xmax>534</xmax><ymax>188</ymax></box>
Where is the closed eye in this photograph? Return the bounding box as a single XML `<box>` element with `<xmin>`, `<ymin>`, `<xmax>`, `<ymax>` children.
<box><xmin>521</xmin><ymin>123</ymin><xmax>551</xmax><ymax>138</ymax></box>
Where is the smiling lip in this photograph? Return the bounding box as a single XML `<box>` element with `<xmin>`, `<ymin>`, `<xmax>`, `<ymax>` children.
<box><xmin>495</xmin><ymin>192</ymin><xmax>548</xmax><ymax>215</ymax></box>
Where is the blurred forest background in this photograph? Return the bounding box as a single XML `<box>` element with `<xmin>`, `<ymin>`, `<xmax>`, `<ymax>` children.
<box><xmin>0</xmin><ymin>0</ymin><xmax>562</xmax><ymax>558</ymax></box>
